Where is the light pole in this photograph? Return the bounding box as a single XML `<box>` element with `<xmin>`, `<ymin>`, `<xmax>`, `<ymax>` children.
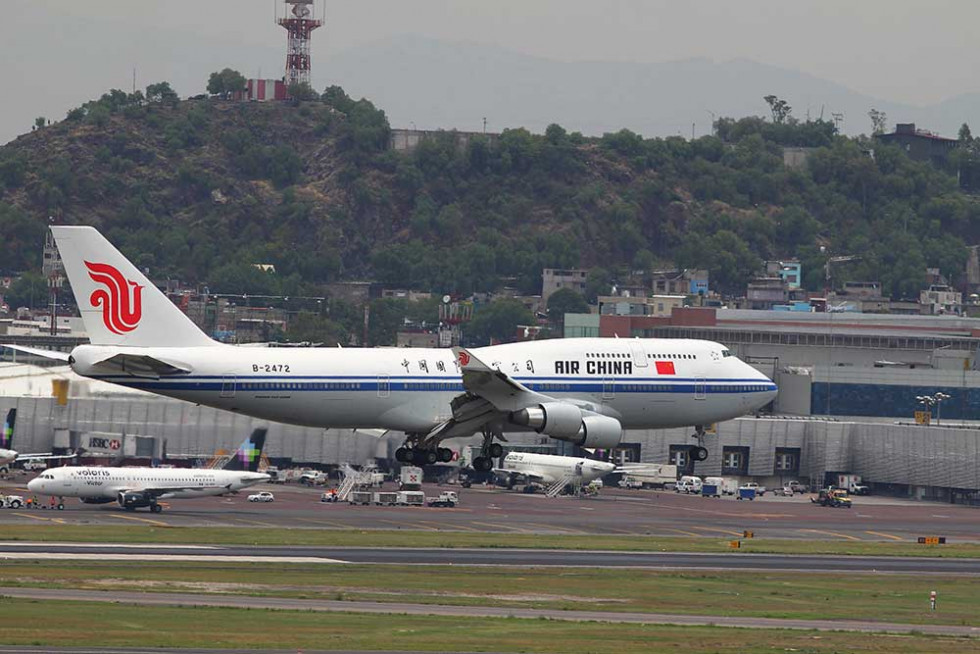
<box><xmin>916</xmin><ymin>395</ymin><xmax>936</xmax><ymax>424</ymax></box>
<box><xmin>934</xmin><ymin>392</ymin><xmax>951</xmax><ymax>425</ymax></box>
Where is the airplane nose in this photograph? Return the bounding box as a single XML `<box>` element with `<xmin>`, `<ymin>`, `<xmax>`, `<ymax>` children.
<box><xmin>27</xmin><ymin>478</ymin><xmax>41</xmax><ymax>492</ymax></box>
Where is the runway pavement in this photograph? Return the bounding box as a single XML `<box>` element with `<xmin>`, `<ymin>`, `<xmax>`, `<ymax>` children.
<box><xmin>1</xmin><ymin>478</ymin><xmax>977</xmax><ymax>543</ymax></box>
<box><xmin>1</xmin><ymin>542</ymin><xmax>979</xmax><ymax>573</ymax></box>
<box><xmin>3</xmin><ymin>587</ymin><xmax>978</xmax><ymax>638</ymax></box>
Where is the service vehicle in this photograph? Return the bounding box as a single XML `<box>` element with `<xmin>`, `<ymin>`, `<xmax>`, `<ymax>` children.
<box><xmin>786</xmin><ymin>480</ymin><xmax>807</xmax><ymax>494</ymax></box>
<box><xmin>319</xmin><ymin>491</ymin><xmax>339</xmax><ymax>503</ymax></box>
<box><xmin>773</xmin><ymin>486</ymin><xmax>795</xmax><ymax>497</ymax></box>
<box><xmin>618</xmin><ymin>476</ymin><xmax>644</xmax><ymax>489</ymax></box>
<box><xmin>373</xmin><ymin>491</ymin><xmax>399</xmax><ymax>506</ymax></box>
<box><xmin>675</xmin><ymin>475</ymin><xmax>702</xmax><ymax>494</ymax></box>
<box><xmin>397</xmin><ymin>490</ymin><xmax>426</xmax><ymax>506</ymax></box>
<box><xmin>739</xmin><ymin>482</ymin><xmax>766</xmax><ymax>496</ymax></box>
<box><xmin>701</xmin><ymin>479</ymin><xmax>720</xmax><ymax>497</ymax></box>
<box><xmin>348</xmin><ymin>490</ymin><xmax>373</xmax><ymax>505</ymax></box>
<box><xmin>427</xmin><ymin>491</ymin><xmax>459</xmax><ymax>507</ymax></box>
<box><xmin>299</xmin><ymin>471</ymin><xmax>327</xmax><ymax>486</ymax></box>
<box><xmin>0</xmin><ymin>494</ymin><xmax>25</xmax><ymax>509</ymax></box>
<box><xmin>247</xmin><ymin>491</ymin><xmax>275</xmax><ymax>503</ymax></box>
<box><xmin>811</xmin><ymin>488</ymin><xmax>852</xmax><ymax>508</ymax></box>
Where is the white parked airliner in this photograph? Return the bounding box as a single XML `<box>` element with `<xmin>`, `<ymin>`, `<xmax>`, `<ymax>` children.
<box><xmin>494</xmin><ymin>451</ymin><xmax>617</xmax><ymax>494</ymax></box>
<box><xmin>0</xmin><ymin>409</ymin><xmax>75</xmax><ymax>475</ymax></box>
<box><xmin>5</xmin><ymin>226</ymin><xmax>777</xmax><ymax>471</ymax></box>
<box><xmin>27</xmin><ymin>429</ymin><xmax>270</xmax><ymax>512</ymax></box>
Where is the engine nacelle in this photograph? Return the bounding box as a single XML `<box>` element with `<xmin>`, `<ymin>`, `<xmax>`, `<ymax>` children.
<box><xmin>510</xmin><ymin>404</ymin><xmax>623</xmax><ymax>449</ymax></box>
<box><xmin>118</xmin><ymin>491</ymin><xmax>154</xmax><ymax>509</ymax></box>
<box><xmin>510</xmin><ymin>403</ymin><xmax>583</xmax><ymax>439</ymax></box>
<box><xmin>573</xmin><ymin>415</ymin><xmax>623</xmax><ymax>449</ymax></box>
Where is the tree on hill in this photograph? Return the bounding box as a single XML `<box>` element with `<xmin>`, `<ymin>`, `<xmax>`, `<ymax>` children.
<box><xmin>287</xmin><ymin>82</ymin><xmax>320</xmax><ymax>102</ymax></box>
<box><xmin>146</xmin><ymin>82</ymin><xmax>178</xmax><ymax>105</ymax></box>
<box><xmin>547</xmin><ymin>288</ymin><xmax>589</xmax><ymax>329</ymax></box>
<box><xmin>467</xmin><ymin>299</ymin><xmax>534</xmax><ymax>346</ymax></box>
<box><xmin>763</xmin><ymin>95</ymin><xmax>792</xmax><ymax>124</ymax></box>
<box><xmin>207</xmin><ymin>68</ymin><xmax>247</xmax><ymax>99</ymax></box>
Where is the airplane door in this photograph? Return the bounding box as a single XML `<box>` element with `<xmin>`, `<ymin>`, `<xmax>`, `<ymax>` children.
<box><xmin>377</xmin><ymin>375</ymin><xmax>390</xmax><ymax>398</ymax></box>
<box><xmin>220</xmin><ymin>376</ymin><xmax>237</xmax><ymax>399</ymax></box>
<box><xmin>629</xmin><ymin>341</ymin><xmax>648</xmax><ymax>368</ymax></box>
<box><xmin>602</xmin><ymin>378</ymin><xmax>616</xmax><ymax>401</ymax></box>
<box><xmin>695</xmin><ymin>378</ymin><xmax>706</xmax><ymax>400</ymax></box>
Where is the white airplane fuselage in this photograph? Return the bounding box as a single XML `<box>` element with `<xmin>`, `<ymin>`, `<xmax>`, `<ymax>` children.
<box><xmin>28</xmin><ymin>466</ymin><xmax>270</xmax><ymax>500</ymax></box>
<box><xmin>500</xmin><ymin>451</ymin><xmax>617</xmax><ymax>485</ymax></box>
<box><xmin>69</xmin><ymin>338</ymin><xmax>776</xmax><ymax>434</ymax></box>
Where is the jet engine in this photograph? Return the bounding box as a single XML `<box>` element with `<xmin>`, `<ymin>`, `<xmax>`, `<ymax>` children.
<box><xmin>117</xmin><ymin>491</ymin><xmax>154</xmax><ymax>509</ymax></box>
<box><xmin>510</xmin><ymin>403</ymin><xmax>623</xmax><ymax>449</ymax></box>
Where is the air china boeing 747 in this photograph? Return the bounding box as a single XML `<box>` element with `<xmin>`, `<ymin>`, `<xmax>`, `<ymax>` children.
<box><xmin>4</xmin><ymin>227</ymin><xmax>776</xmax><ymax>471</ymax></box>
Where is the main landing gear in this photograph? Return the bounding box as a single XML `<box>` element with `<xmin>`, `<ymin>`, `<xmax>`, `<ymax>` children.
<box><xmin>471</xmin><ymin>428</ymin><xmax>503</xmax><ymax>472</ymax></box>
<box><xmin>690</xmin><ymin>425</ymin><xmax>709</xmax><ymax>462</ymax></box>
<box><xmin>395</xmin><ymin>434</ymin><xmax>454</xmax><ymax>466</ymax></box>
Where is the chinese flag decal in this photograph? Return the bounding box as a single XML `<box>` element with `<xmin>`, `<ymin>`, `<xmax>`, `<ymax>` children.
<box><xmin>655</xmin><ymin>361</ymin><xmax>676</xmax><ymax>375</ymax></box>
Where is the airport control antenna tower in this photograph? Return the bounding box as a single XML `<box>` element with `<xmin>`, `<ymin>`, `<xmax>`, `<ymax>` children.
<box><xmin>278</xmin><ymin>0</ymin><xmax>322</xmax><ymax>88</ymax></box>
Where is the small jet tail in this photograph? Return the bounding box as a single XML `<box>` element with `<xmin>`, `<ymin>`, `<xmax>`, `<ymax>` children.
<box><xmin>223</xmin><ymin>428</ymin><xmax>268</xmax><ymax>472</ymax></box>
<box><xmin>50</xmin><ymin>226</ymin><xmax>213</xmax><ymax>348</ymax></box>
<box><xmin>1</xmin><ymin>409</ymin><xmax>14</xmax><ymax>449</ymax></box>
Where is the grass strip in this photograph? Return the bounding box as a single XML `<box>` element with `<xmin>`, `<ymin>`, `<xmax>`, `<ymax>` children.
<box><xmin>1</xmin><ymin>561</ymin><xmax>977</xmax><ymax>627</ymax></box>
<box><xmin>0</xmin><ymin>598</ymin><xmax>976</xmax><ymax>653</ymax></box>
<box><xmin>2</xmin><ymin>524</ymin><xmax>980</xmax><ymax>557</ymax></box>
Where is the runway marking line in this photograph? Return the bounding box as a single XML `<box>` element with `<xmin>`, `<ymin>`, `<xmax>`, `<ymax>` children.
<box><xmin>11</xmin><ymin>512</ymin><xmax>64</xmax><ymax>524</ymax></box>
<box><xmin>524</xmin><ymin>522</ymin><xmax>589</xmax><ymax>535</ymax></box>
<box><xmin>380</xmin><ymin>519</ymin><xmax>438</xmax><ymax>531</ymax></box>
<box><xmin>415</xmin><ymin>520</ymin><xmax>480</xmax><ymax>532</ymax></box>
<box><xmin>227</xmin><ymin>517</ymin><xmax>279</xmax><ymax>528</ymax></box>
<box><xmin>865</xmin><ymin>530</ymin><xmax>904</xmax><ymax>541</ymax></box>
<box><xmin>469</xmin><ymin>521</ymin><xmax>532</xmax><ymax>533</ymax></box>
<box><xmin>292</xmin><ymin>517</ymin><xmax>353</xmax><ymax>529</ymax></box>
<box><xmin>693</xmin><ymin>526</ymin><xmax>744</xmax><ymax>537</ymax></box>
<box><xmin>109</xmin><ymin>514</ymin><xmax>171</xmax><ymax>528</ymax></box>
<box><xmin>799</xmin><ymin>528</ymin><xmax>861</xmax><ymax>541</ymax></box>
<box><xmin>665</xmin><ymin>528</ymin><xmax>703</xmax><ymax>538</ymax></box>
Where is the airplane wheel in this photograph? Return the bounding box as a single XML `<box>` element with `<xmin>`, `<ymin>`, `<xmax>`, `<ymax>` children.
<box><xmin>692</xmin><ymin>446</ymin><xmax>708</xmax><ymax>461</ymax></box>
<box><xmin>489</xmin><ymin>443</ymin><xmax>504</xmax><ymax>458</ymax></box>
<box><xmin>151</xmin><ymin>504</ymin><xmax>162</xmax><ymax>513</ymax></box>
<box><xmin>438</xmin><ymin>448</ymin><xmax>453</xmax><ymax>463</ymax></box>
<box><xmin>425</xmin><ymin>450</ymin><xmax>438</xmax><ymax>465</ymax></box>
<box><xmin>395</xmin><ymin>447</ymin><xmax>410</xmax><ymax>463</ymax></box>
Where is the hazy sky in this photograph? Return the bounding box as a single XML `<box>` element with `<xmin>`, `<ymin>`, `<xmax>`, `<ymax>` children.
<box><xmin>1</xmin><ymin>0</ymin><xmax>977</xmax><ymax>145</ymax></box>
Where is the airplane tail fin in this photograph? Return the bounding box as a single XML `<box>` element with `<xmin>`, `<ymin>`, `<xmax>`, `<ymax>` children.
<box><xmin>223</xmin><ymin>428</ymin><xmax>268</xmax><ymax>472</ymax></box>
<box><xmin>1</xmin><ymin>409</ymin><xmax>14</xmax><ymax>449</ymax></box>
<box><xmin>50</xmin><ymin>226</ymin><xmax>213</xmax><ymax>348</ymax></box>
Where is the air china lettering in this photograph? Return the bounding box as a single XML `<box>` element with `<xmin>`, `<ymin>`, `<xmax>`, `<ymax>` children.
<box><xmin>554</xmin><ymin>360</ymin><xmax>634</xmax><ymax>375</ymax></box>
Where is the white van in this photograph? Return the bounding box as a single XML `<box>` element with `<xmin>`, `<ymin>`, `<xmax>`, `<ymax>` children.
<box><xmin>675</xmin><ymin>475</ymin><xmax>702</xmax><ymax>494</ymax></box>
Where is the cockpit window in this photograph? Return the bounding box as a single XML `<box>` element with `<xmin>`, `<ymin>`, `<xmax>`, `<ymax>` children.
<box><xmin>721</xmin><ymin>349</ymin><xmax>734</xmax><ymax>358</ymax></box>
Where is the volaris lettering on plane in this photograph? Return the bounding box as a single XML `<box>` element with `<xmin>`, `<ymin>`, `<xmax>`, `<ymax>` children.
<box><xmin>4</xmin><ymin>226</ymin><xmax>776</xmax><ymax>472</ymax></box>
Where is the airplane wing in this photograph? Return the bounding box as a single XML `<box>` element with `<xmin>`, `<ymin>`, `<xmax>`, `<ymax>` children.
<box><xmin>419</xmin><ymin>348</ymin><xmax>609</xmax><ymax>448</ymax></box>
<box><xmin>126</xmin><ymin>483</ymin><xmax>232</xmax><ymax>500</ymax></box>
<box><xmin>15</xmin><ymin>452</ymin><xmax>76</xmax><ymax>462</ymax></box>
<box><xmin>452</xmin><ymin>346</ymin><xmax>552</xmax><ymax>412</ymax></box>
<box><xmin>492</xmin><ymin>468</ymin><xmax>546</xmax><ymax>484</ymax></box>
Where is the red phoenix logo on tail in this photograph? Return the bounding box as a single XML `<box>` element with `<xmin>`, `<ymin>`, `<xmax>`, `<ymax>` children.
<box><xmin>84</xmin><ymin>261</ymin><xmax>144</xmax><ymax>334</ymax></box>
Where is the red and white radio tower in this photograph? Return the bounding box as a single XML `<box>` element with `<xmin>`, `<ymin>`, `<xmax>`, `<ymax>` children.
<box><xmin>278</xmin><ymin>0</ymin><xmax>322</xmax><ymax>88</ymax></box>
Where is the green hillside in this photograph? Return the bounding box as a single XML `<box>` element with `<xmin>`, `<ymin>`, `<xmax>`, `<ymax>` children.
<box><xmin>1</xmin><ymin>84</ymin><xmax>978</xmax><ymax>303</ymax></box>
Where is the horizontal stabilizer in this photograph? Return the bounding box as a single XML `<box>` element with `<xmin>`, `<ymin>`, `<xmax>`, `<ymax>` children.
<box><xmin>1</xmin><ymin>345</ymin><xmax>70</xmax><ymax>362</ymax></box>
